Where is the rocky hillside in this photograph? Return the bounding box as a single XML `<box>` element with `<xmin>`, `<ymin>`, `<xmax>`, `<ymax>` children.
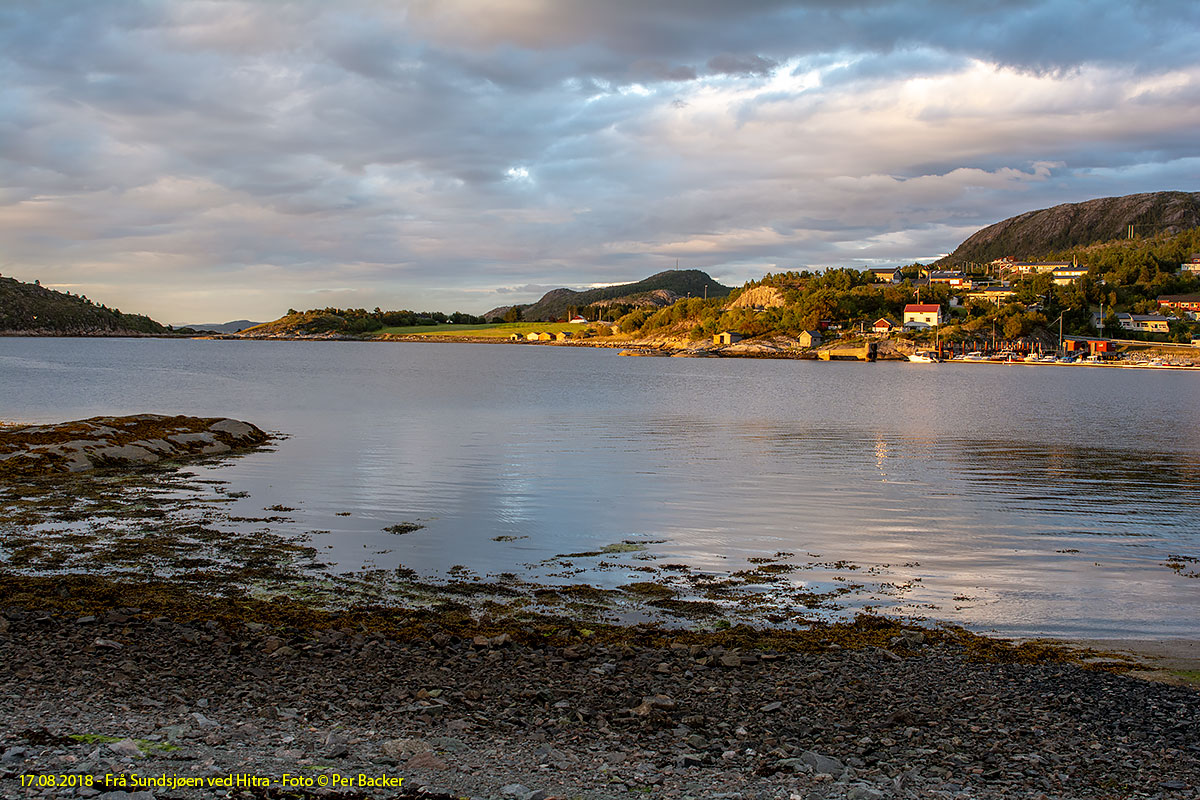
<box><xmin>938</xmin><ymin>191</ymin><xmax>1200</xmax><ymax>265</ymax></box>
<box><xmin>0</xmin><ymin>275</ymin><xmax>166</xmax><ymax>335</ymax></box>
<box><xmin>726</xmin><ymin>286</ymin><xmax>785</xmax><ymax>309</ymax></box>
<box><xmin>486</xmin><ymin>270</ymin><xmax>731</xmax><ymax>322</ymax></box>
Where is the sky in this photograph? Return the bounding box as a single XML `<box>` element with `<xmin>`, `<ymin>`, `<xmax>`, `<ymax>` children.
<box><xmin>2</xmin><ymin>1</ymin><xmax>1199</xmax><ymax>324</ymax></box>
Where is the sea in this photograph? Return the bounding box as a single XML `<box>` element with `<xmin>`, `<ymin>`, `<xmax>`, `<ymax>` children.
<box><xmin>3</xmin><ymin>336</ymin><xmax>1199</xmax><ymax>638</ymax></box>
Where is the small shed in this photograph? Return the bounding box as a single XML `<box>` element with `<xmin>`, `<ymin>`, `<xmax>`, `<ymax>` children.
<box><xmin>555</xmin><ymin>331</ymin><xmax>573</xmax><ymax>341</ymax></box>
<box><xmin>872</xmin><ymin>318</ymin><xmax>897</xmax><ymax>334</ymax></box>
<box><xmin>509</xmin><ymin>333</ymin><xmax>522</xmax><ymax>341</ymax></box>
<box><xmin>526</xmin><ymin>332</ymin><xmax>541</xmax><ymax>341</ymax></box>
<box><xmin>714</xmin><ymin>331</ymin><xmax>745</xmax><ymax>345</ymax></box>
<box><xmin>798</xmin><ymin>330</ymin><xmax>823</xmax><ymax>348</ymax></box>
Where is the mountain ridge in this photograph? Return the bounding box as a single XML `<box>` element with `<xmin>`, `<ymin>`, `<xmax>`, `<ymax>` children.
<box><xmin>484</xmin><ymin>269</ymin><xmax>732</xmax><ymax>321</ymax></box>
<box><xmin>937</xmin><ymin>191</ymin><xmax>1200</xmax><ymax>265</ymax></box>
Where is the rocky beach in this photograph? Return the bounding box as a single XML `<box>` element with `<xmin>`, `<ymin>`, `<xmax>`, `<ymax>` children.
<box><xmin>1</xmin><ymin>593</ymin><xmax>1199</xmax><ymax>800</ymax></box>
<box><xmin>1</xmin><ymin>416</ymin><xmax>1198</xmax><ymax>800</ymax></box>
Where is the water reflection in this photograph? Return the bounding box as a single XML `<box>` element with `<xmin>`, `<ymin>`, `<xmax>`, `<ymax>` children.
<box><xmin>2</xmin><ymin>338</ymin><xmax>1199</xmax><ymax>637</ymax></box>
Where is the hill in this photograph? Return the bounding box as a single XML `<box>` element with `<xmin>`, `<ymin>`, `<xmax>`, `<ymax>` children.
<box><xmin>0</xmin><ymin>275</ymin><xmax>166</xmax><ymax>335</ymax></box>
<box><xmin>938</xmin><ymin>191</ymin><xmax>1200</xmax><ymax>266</ymax></box>
<box><xmin>241</xmin><ymin>307</ymin><xmax>486</xmax><ymax>338</ymax></box>
<box><xmin>484</xmin><ymin>270</ymin><xmax>732</xmax><ymax>322</ymax></box>
<box><xmin>177</xmin><ymin>320</ymin><xmax>261</xmax><ymax>334</ymax></box>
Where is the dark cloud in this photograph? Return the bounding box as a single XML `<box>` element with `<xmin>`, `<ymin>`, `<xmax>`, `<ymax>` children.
<box><xmin>0</xmin><ymin>1</ymin><xmax>1197</xmax><ymax>321</ymax></box>
<box><xmin>707</xmin><ymin>53</ymin><xmax>778</xmax><ymax>76</ymax></box>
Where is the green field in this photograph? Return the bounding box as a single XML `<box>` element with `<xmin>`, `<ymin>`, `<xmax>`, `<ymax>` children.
<box><xmin>377</xmin><ymin>321</ymin><xmax>611</xmax><ymax>338</ymax></box>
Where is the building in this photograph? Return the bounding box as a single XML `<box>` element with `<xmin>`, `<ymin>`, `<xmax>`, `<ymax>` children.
<box><xmin>1008</xmin><ymin>261</ymin><xmax>1071</xmax><ymax>275</ymax></box>
<box><xmin>568</xmin><ymin>315</ymin><xmax>588</xmax><ymax>324</ymax></box>
<box><xmin>1051</xmin><ymin>265</ymin><xmax>1088</xmax><ymax>285</ymax></box>
<box><xmin>526</xmin><ymin>331</ymin><xmax>553</xmax><ymax>341</ymax></box>
<box><xmin>1118</xmin><ymin>313</ymin><xmax>1171</xmax><ymax>333</ymax></box>
<box><xmin>1158</xmin><ymin>293</ymin><xmax>1200</xmax><ymax>313</ymax></box>
<box><xmin>902</xmin><ymin>304</ymin><xmax>944</xmax><ymax>329</ymax></box>
<box><xmin>555</xmin><ymin>331</ymin><xmax>573</xmax><ymax>341</ymax></box>
<box><xmin>872</xmin><ymin>317</ymin><xmax>897</xmax><ymax>334</ymax></box>
<box><xmin>1064</xmin><ymin>336</ymin><xmax>1113</xmax><ymax>354</ymax></box>
<box><xmin>928</xmin><ymin>270</ymin><xmax>970</xmax><ymax>287</ymax></box>
<box><xmin>797</xmin><ymin>330</ymin><xmax>823</xmax><ymax>348</ymax></box>
<box><xmin>714</xmin><ymin>331</ymin><xmax>744</xmax><ymax>345</ymax></box>
<box><xmin>1182</xmin><ymin>255</ymin><xmax>1200</xmax><ymax>276</ymax></box>
<box><xmin>865</xmin><ymin>267</ymin><xmax>901</xmax><ymax>284</ymax></box>
<box><xmin>966</xmin><ymin>286</ymin><xmax>1017</xmax><ymax>305</ymax></box>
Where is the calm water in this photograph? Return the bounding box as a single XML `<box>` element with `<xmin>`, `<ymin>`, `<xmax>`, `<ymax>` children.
<box><xmin>3</xmin><ymin>337</ymin><xmax>1200</xmax><ymax>638</ymax></box>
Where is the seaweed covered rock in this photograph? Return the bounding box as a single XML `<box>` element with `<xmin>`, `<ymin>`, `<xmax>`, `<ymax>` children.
<box><xmin>0</xmin><ymin>414</ymin><xmax>268</xmax><ymax>478</ymax></box>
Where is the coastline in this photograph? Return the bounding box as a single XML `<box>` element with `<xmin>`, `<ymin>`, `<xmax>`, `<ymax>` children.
<box><xmin>2</xmin><ymin>575</ymin><xmax>1199</xmax><ymax>800</ymax></box>
<box><xmin>1</xmin><ymin>427</ymin><xmax>1198</xmax><ymax>798</ymax></box>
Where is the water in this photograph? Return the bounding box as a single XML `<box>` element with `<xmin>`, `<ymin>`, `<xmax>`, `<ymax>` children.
<box><xmin>3</xmin><ymin>337</ymin><xmax>1199</xmax><ymax>638</ymax></box>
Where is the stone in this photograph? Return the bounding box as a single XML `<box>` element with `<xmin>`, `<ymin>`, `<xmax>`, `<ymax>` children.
<box><xmin>760</xmin><ymin>701</ymin><xmax>782</xmax><ymax>712</ymax></box>
<box><xmin>1</xmin><ymin>746</ymin><xmax>28</xmax><ymax>764</ymax></box>
<box><xmin>799</xmin><ymin>749</ymin><xmax>844</xmax><ymax>776</ymax></box>
<box><xmin>190</xmin><ymin>712</ymin><xmax>219</xmax><ymax>729</ymax></box>
<box><xmin>405</xmin><ymin>751</ymin><xmax>447</xmax><ymax>770</ymax></box>
<box><xmin>500</xmin><ymin>783</ymin><xmax>531</xmax><ymax>798</ymax></box>
<box><xmin>107</xmin><ymin>738</ymin><xmax>141</xmax><ymax>757</ymax></box>
<box><xmin>381</xmin><ymin>738</ymin><xmax>431</xmax><ymax>758</ymax></box>
<box><xmin>641</xmin><ymin>694</ymin><xmax>676</xmax><ymax>711</ymax></box>
<box><xmin>93</xmin><ymin>638</ymin><xmax>124</xmax><ymax>650</ymax></box>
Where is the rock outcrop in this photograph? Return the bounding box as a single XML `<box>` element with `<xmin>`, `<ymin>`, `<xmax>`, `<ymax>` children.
<box><xmin>725</xmin><ymin>286</ymin><xmax>784</xmax><ymax>309</ymax></box>
<box><xmin>0</xmin><ymin>414</ymin><xmax>268</xmax><ymax>478</ymax></box>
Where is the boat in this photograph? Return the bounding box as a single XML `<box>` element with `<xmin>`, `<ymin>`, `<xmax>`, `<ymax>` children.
<box><xmin>962</xmin><ymin>351</ymin><xmax>988</xmax><ymax>361</ymax></box>
<box><xmin>906</xmin><ymin>352</ymin><xmax>941</xmax><ymax>363</ymax></box>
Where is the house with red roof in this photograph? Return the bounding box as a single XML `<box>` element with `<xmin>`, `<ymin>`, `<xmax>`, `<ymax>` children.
<box><xmin>902</xmin><ymin>304</ymin><xmax>944</xmax><ymax>329</ymax></box>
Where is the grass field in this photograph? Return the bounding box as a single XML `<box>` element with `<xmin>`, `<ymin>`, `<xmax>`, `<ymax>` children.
<box><xmin>376</xmin><ymin>321</ymin><xmax>611</xmax><ymax>338</ymax></box>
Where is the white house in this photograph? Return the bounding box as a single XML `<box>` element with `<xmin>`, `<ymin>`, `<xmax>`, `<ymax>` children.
<box><xmin>1118</xmin><ymin>313</ymin><xmax>1171</xmax><ymax>333</ymax></box>
<box><xmin>902</xmin><ymin>304</ymin><xmax>944</xmax><ymax>329</ymax></box>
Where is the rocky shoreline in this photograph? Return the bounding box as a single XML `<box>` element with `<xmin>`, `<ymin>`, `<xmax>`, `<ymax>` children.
<box><xmin>1</xmin><ymin>589</ymin><xmax>1198</xmax><ymax>800</ymax></box>
<box><xmin>2</xmin><ymin>420</ymin><xmax>1198</xmax><ymax>800</ymax></box>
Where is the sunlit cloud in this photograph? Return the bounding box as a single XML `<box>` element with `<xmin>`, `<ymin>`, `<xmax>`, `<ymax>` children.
<box><xmin>0</xmin><ymin>1</ymin><xmax>1197</xmax><ymax>322</ymax></box>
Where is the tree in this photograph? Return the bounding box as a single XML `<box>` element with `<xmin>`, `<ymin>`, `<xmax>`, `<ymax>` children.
<box><xmin>504</xmin><ymin>306</ymin><xmax>523</xmax><ymax>323</ymax></box>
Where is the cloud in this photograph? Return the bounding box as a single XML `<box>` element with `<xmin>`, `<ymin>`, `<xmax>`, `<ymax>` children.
<box><xmin>0</xmin><ymin>1</ymin><xmax>1198</xmax><ymax>321</ymax></box>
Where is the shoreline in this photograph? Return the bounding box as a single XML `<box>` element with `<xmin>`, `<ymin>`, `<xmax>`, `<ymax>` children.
<box><xmin>2</xmin><ymin>430</ymin><xmax>1198</xmax><ymax>798</ymax></box>
<box><xmin>2</xmin><ymin>576</ymin><xmax>1199</xmax><ymax>800</ymax></box>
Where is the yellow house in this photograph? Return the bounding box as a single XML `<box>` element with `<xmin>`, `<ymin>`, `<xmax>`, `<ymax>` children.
<box><xmin>714</xmin><ymin>331</ymin><xmax>744</xmax><ymax>345</ymax></box>
<box><xmin>555</xmin><ymin>331</ymin><xmax>572</xmax><ymax>341</ymax></box>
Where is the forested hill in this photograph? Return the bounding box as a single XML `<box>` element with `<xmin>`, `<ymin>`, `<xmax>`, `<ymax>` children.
<box><xmin>0</xmin><ymin>275</ymin><xmax>166</xmax><ymax>335</ymax></box>
<box><xmin>938</xmin><ymin>191</ymin><xmax>1200</xmax><ymax>265</ymax></box>
<box><xmin>486</xmin><ymin>269</ymin><xmax>732</xmax><ymax>322</ymax></box>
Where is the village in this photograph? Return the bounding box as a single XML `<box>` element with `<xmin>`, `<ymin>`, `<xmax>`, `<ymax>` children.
<box><xmin>511</xmin><ymin>254</ymin><xmax>1200</xmax><ymax>368</ymax></box>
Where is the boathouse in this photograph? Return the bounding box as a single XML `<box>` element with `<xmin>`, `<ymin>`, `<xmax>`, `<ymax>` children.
<box><xmin>714</xmin><ymin>331</ymin><xmax>744</xmax><ymax>345</ymax></box>
<box><xmin>798</xmin><ymin>330</ymin><xmax>823</xmax><ymax>348</ymax></box>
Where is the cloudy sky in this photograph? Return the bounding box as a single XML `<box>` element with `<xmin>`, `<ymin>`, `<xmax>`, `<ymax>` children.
<box><xmin>2</xmin><ymin>0</ymin><xmax>1199</xmax><ymax>323</ymax></box>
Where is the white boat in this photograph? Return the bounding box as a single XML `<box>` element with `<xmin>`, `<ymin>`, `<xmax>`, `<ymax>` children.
<box><xmin>906</xmin><ymin>352</ymin><xmax>941</xmax><ymax>363</ymax></box>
